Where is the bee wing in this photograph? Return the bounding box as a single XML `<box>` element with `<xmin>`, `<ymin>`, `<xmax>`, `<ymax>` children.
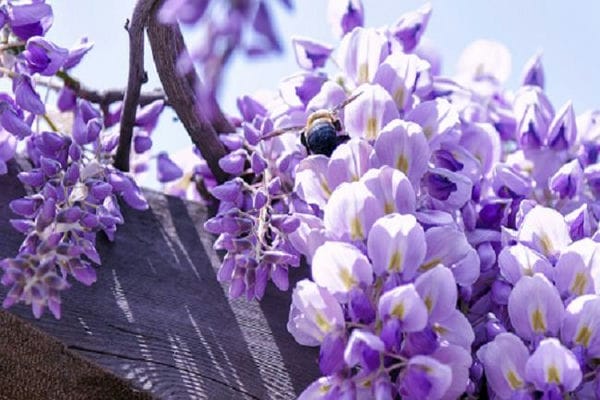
<box><xmin>261</xmin><ymin>125</ymin><xmax>305</xmax><ymax>140</ymax></box>
<box><xmin>332</xmin><ymin>91</ymin><xmax>363</xmax><ymax>114</ymax></box>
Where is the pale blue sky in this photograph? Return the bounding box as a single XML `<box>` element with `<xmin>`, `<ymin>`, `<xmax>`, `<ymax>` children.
<box><xmin>47</xmin><ymin>1</ymin><xmax>600</xmax><ymax>184</ymax></box>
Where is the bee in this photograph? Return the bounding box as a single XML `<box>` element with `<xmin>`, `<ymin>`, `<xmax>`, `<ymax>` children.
<box><xmin>262</xmin><ymin>92</ymin><xmax>362</xmax><ymax>157</ymax></box>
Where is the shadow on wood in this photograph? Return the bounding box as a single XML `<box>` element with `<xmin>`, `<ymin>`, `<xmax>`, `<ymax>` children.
<box><xmin>0</xmin><ymin>164</ymin><xmax>319</xmax><ymax>399</ymax></box>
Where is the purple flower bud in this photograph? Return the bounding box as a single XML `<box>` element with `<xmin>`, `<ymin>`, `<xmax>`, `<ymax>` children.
<box><xmin>39</xmin><ymin>130</ymin><xmax>70</xmax><ymax>154</ymax></box>
<box><xmin>158</xmin><ymin>0</ymin><xmax>210</xmax><ymax>24</ymax></box>
<box><xmin>243</xmin><ymin>122</ymin><xmax>261</xmax><ymax>145</ymax></box>
<box><xmin>57</xmin><ymin>87</ymin><xmax>77</xmax><ymax>112</ymax></box>
<box><xmin>389</xmin><ymin>3</ymin><xmax>432</xmax><ymax>52</ymax></box>
<box><xmin>485</xmin><ymin>314</ymin><xmax>507</xmax><ymax>340</ymax></box>
<box><xmin>35</xmin><ymin>196</ymin><xmax>56</xmax><ymax>231</ymax></box>
<box><xmin>217</xmin><ymin>255</ymin><xmax>236</xmax><ymax>283</ymax></box>
<box><xmin>319</xmin><ymin>333</ymin><xmax>345</xmax><ymax>375</ymax></box>
<box><xmin>133</xmin><ymin>135</ymin><xmax>152</xmax><ymax>154</ymax></box>
<box><xmin>547</xmin><ymin>101</ymin><xmax>577</xmax><ymax>151</ymax></box>
<box><xmin>230</xmin><ymin>274</ymin><xmax>246</xmax><ymax>299</ymax></box>
<box><xmin>253</xmin><ymin>190</ymin><xmax>267</xmax><ymax>209</ymax></box>
<box><xmin>549</xmin><ymin>159</ymin><xmax>582</xmax><ymax>199</ymax></box>
<box><xmin>513</xmin><ymin>86</ymin><xmax>554</xmax><ymax>150</ymax></box>
<box><xmin>271</xmin><ymin>215</ymin><xmax>300</xmax><ymax>233</ymax></box>
<box><xmin>70</xmin><ymin>260</ymin><xmax>97</xmax><ymax>286</ymax></box>
<box><xmin>221</xmin><ymin>215</ymin><xmax>253</xmax><ymax>235</ymax></box>
<box><xmin>327</xmin><ymin>0</ymin><xmax>364</xmax><ymax>38</ymax></box>
<box><xmin>81</xmin><ymin>239</ymin><xmax>101</xmax><ymax>264</ymax></box>
<box><xmin>23</xmin><ymin>37</ymin><xmax>68</xmax><ymax>76</ymax></box>
<box><xmin>56</xmin><ymin>207</ymin><xmax>83</xmax><ymax>223</ymax></box>
<box><xmin>10</xmin><ymin>219</ymin><xmax>34</xmax><ymax>234</ymax></box>
<box><xmin>348</xmin><ymin>288</ymin><xmax>375</xmax><ymax>324</ymax></box>
<box><xmin>211</xmin><ymin>179</ymin><xmax>243</xmax><ymax>202</ymax></box>
<box><xmin>63</xmin><ymin>164</ymin><xmax>80</xmax><ymax>186</ymax></box>
<box><xmin>261</xmin><ymin>250</ymin><xmax>296</xmax><ymax>266</ymax></box>
<box><xmin>250</xmin><ymin>152</ymin><xmax>267</xmax><ymax>174</ymax></box>
<box><xmin>522</xmin><ymin>52</ymin><xmax>544</xmax><ymax>88</ymax></box>
<box><xmin>135</xmin><ymin>99</ymin><xmax>164</xmax><ymax>131</ymax></box>
<box><xmin>269</xmin><ymin>264</ymin><xmax>287</xmax><ymax>291</ymax></box>
<box><xmin>79</xmin><ymin>100</ymin><xmax>101</xmax><ymax>123</ymax></box>
<box><xmin>13</xmin><ymin>75</ymin><xmax>45</xmax><ymax>115</ymax></box>
<box><xmin>491</xmin><ymin>280</ymin><xmax>512</xmax><ymax>305</ymax></box>
<box><xmin>7</xmin><ymin>3</ymin><xmax>53</xmax><ymax>40</ymax></box>
<box><xmin>237</xmin><ymin>96</ymin><xmax>267</xmax><ymax>122</ymax></box>
<box><xmin>219</xmin><ymin>149</ymin><xmax>246</xmax><ymax>175</ymax></box>
<box><xmin>398</xmin><ymin>355</ymin><xmax>452</xmax><ymax>399</ymax></box>
<box><xmin>380</xmin><ymin>319</ymin><xmax>402</xmax><ymax>352</ymax></box>
<box><xmin>108</xmin><ymin>172</ymin><xmax>148</xmax><ymax>210</ymax></box>
<box><xmin>40</xmin><ymin>156</ymin><xmax>61</xmax><ymax>177</ymax></box>
<box><xmin>565</xmin><ymin>204</ymin><xmax>592</xmax><ymax>241</ymax></box>
<box><xmin>0</xmin><ymin>102</ymin><xmax>33</xmax><ymax>138</ymax></box>
<box><xmin>403</xmin><ymin>327</ymin><xmax>439</xmax><ymax>357</ymax></box>
<box><xmin>156</xmin><ymin>152</ymin><xmax>183</xmax><ymax>183</ymax></box>
<box><xmin>9</xmin><ymin>197</ymin><xmax>40</xmax><ymax>217</ymax></box>
<box><xmin>89</xmin><ymin>181</ymin><xmax>113</xmax><ymax>202</ymax></box>
<box><xmin>18</xmin><ymin>170</ymin><xmax>44</xmax><ymax>187</ymax></box>
<box><xmin>68</xmin><ymin>143</ymin><xmax>82</xmax><ymax>161</ymax></box>
<box><xmin>63</xmin><ymin>37</ymin><xmax>94</xmax><ymax>70</ymax></box>
<box><xmin>492</xmin><ymin>164</ymin><xmax>532</xmax><ymax>198</ymax></box>
<box><xmin>292</xmin><ymin>37</ymin><xmax>333</xmax><ymax>70</ymax></box>
<box><xmin>80</xmin><ymin>212</ymin><xmax>99</xmax><ymax>229</ymax></box>
<box><xmin>219</xmin><ymin>133</ymin><xmax>244</xmax><ymax>151</ymax></box>
<box><xmin>248</xmin><ymin>1</ymin><xmax>281</xmax><ymax>55</ymax></box>
<box><xmin>204</xmin><ymin>217</ymin><xmax>223</xmax><ymax>234</ymax></box>
<box><xmin>344</xmin><ymin>329</ymin><xmax>384</xmax><ymax>372</ymax></box>
<box><xmin>268</xmin><ymin>176</ymin><xmax>282</xmax><ymax>196</ymax></box>
<box><xmin>86</xmin><ymin>118</ymin><xmax>102</xmax><ymax>143</ymax></box>
<box><xmin>72</xmin><ymin>110</ymin><xmax>101</xmax><ymax>145</ymax></box>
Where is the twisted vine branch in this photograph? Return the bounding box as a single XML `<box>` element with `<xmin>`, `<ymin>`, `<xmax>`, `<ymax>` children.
<box><xmin>114</xmin><ymin>0</ymin><xmax>158</xmax><ymax>172</ymax></box>
<box><xmin>146</xmin><ymin>0</ymin><xmax>230</xmax><ymax>183</ymax></box>
<box><xmin>114</xmin><ymin>0</ymin><xmax>233</xmax><ymax>183</ymax></box>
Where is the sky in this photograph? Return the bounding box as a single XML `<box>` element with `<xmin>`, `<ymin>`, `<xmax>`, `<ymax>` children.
<box><xmin>47</xmin><ymin>0</ymin><xmax>600</xmax><ymax>186</ymax></box>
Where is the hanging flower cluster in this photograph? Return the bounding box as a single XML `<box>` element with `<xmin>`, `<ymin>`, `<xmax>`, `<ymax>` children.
<box><xmin>0</xmin><ymin>0</ymin><xmax>155</xmax><ymax>318</ymax></box>
<box><xmin>207</xmin><ymin>1</ymin><xmax>600</xmax><ymax>398</ymax></box>
<box><xmin>158</xmin><ymin>0</ymin><xmax>293</xmax><ymax>94</ymax></box>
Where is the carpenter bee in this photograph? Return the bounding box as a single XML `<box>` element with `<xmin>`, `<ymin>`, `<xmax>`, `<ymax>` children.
<box><xmin>262</xmin><ymin>92</ymin><xmax>362</xmax><ymax>157</ymax></box>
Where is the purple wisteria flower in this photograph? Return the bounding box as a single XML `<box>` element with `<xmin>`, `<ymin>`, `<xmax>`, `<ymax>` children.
<box><xmin>4</xmin><ymin>1</ymin><xmax>53</xmax><ymax>40</ymax></box>
<box><xmin>79</xmin><ymin>0</ymin><xmax>600</xmax><ymax>399</ymax></box>
<box><xmin>0</xmin><ymin>7</ymin><xmax>151</xmax><ymax>318</ymax></box>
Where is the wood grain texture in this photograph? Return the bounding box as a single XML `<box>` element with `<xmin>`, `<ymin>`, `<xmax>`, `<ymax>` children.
<box><xmin>0</xmin><ymin>164</ymin><xmax>319</xmax><ymax>399</ymax></box>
